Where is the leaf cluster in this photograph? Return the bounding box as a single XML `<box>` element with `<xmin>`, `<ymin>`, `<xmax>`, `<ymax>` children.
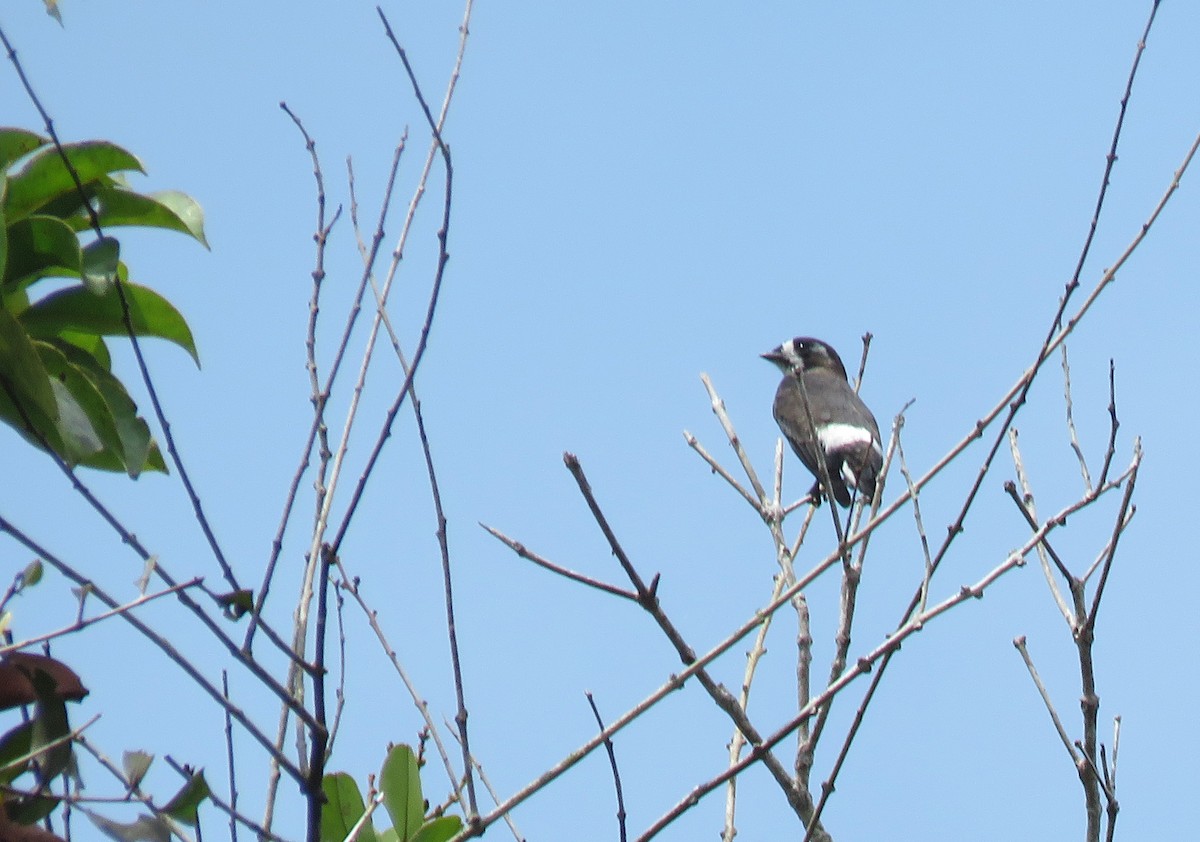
<box><xmin>0</xmin><ymin>128</ymin><xmax>204</xmax><ymax>475</ymax></box>
<box><xmin>322</xmin><ymin>745</ymin><xmax>462</xmax><ymax>842</ymax></box>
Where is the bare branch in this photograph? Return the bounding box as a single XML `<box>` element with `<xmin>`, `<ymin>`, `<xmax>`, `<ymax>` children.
<box><xmin>1013</xmin><ymin>636</ymin><xmax>1078</xmax><ymax>762</ymax></box>
<box><xmin>482</xmin><ymin>525</ymin><xmax>638</xmax><ymax>601</ymax></box>
<box><xmin>1061</xmin><ymin>345</ymin><xmax>1094</xmax><ymax>493</ymax></box>
<box><xmin>698</xmin><ymin>373</ymin><xmax>771</xmax><ymax>507</ymax></box>
<box><xmin>1084</xmin><ymin>439</ymin><xmax>1141</xmax><ymax>636</ymax></box>
<box><xmin>0</xmin><ymin>515</ymin><xmax>309</xmax><ymax>787</ymax></box>
<box><xmin>1097</xmin><ymin>360</ymin><xmax>1120</xmax><ymax>486</ymax></box>
<box><xmin>585</xmin><ymin>692</ymin><xmax>627</xmax><ymax>842</ymax></box>
<box><xmin>0</xmin><ymin>579</ymin><xmax>203</xmax><ymax>656</ymax></box>
<box><xmin>335</xmin><ymin>570</ymin><xmax>463</xmax><ymax>803</ymax></box>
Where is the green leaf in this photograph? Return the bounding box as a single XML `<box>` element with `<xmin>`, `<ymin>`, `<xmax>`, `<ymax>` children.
<box><xmin>0</xmin><ymin>305</ymin><xmax>60</xmax><ymax>439</ymax></box>
<box><xmin>0</xmin><ymin>181</ymin><xmax>8</xmax><ymax>283</ymax></box>
<box><xmin>29</xmin><ymin>670</ymin><xmax>72</xmax><ymax>785</ymax></box>
<box><xmin>7</xmin><ymin>790</ymin><xmax>61</xmax><ymax>825</ymax></box>
<box><xmin>0</xmin><ymin>128</ymin><xmax>48</xmax><ymax>173</ymax></box>
<box><xmin>161</xmin><ymin>770</ymin><xmax>210</xmax><ymax>825</ymax></box>
<box><xmin>149</xmin><ymin>191</ymin><xmax>207</xmax><ymax>247</ymax></box>
<box><xmin>122</xmin><ymin>750</ymin><xmax>153</xmax><ymax>789</ymax></box>
<box><xmin>36</xmin><ymin>342</ymin><xmax>110</xmax><ymax>465</ymax></box>
<box><xmin>54</xmin><ymin>339</ymin><xmax>163</xmax><ymax>474</ymax></box>
<box><xmin>2</xmin><ymin>215</ymin><xmax>83</xmax><ymax>290</ymax></box>
<box><xmin>21</xmin><ymin>281</ymin><xmax>199</xmax><ymax>365</ymax></box>
<box><xmin>76</xmin><ymin>186</ymin><xmax>208</xmax><ymax>247</ymax></box>
<box><xmin>411</xmin><ymin>817</ymin><xmax>463</xmax><ymax>842</ymax></box>
<box><xmin>380</xmin><ymin>745</ymin><xmax>423</xmax><ymax>842</ymax></box>
<box><xmin>321</xmin><ymin>773</ymin><xmax>379</xmax><ymax>842</ymax></box>
<box><xmin>87</xmin><ymin>811</ymin><xmax>171</xmax><ymax>842</ymax></box>
<box><xmin>6</xmin><ymin>141</ymin><xmax>144</xmax><ymax>222</ymax></box>
<box><xmin>57</xmin><ymin>330</ymin><xmax>112</xmax><ymax>369</ymax></box>
<box><xmin>0</xmin><ymin>720</ymin><xmax>35</xmax><ymax>784</ymax></box>
<box><xmin>81</xmin><ymin>237</ymin><xmax>120</xmax><ymax>295</ymax></box>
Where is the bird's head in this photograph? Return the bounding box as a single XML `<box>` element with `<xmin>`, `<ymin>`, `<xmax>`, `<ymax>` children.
<box><xmin>761</xmin><ymin>337</ymin><xmax>849</xmax><ymax>380</ymax></box>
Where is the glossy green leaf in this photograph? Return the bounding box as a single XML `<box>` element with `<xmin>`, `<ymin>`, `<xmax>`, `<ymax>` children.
<box><xmin>21</xmin><ymin>281</ymin><xmax>199</xmax><ymax>365</ymax></box>
<box><xmin>6</xmin><ymin>141</ymin><xmax>144</xmax><ymax>222</ymax></box>
<box><xmin>57</xmin><ymin>330</ymin><xmax>112</xmax><ymax>370</ymax></box>
<box><xmin>150</xmin><ymin>191</ymin><xmax>207</xmax><ymax>247</ymax></box>
<box><xmin>380</xmin><ymin>745</ymin><xmax>423</xmax><ymax>842</ymax></box>
<box><xmin>73</xmin><ymin>186</ymin><xmax>208</xmax><ymax>247</ymax></box>
<box><xmin>3</xmin><ymin>215</ymin><xmax>82</xmax><ymax>289</ymax></box>
<box><xmin>54</xmin><ymin>340</ymin><xmax>164</xmax><ymax>474</ymax></box>
<box><xmin>37</xmin><ymin>342</ymin><xmax>108</xmax><ymax>464</ymax></box>
<box><xmin>0</xmin><ymin>305</ymin><xmax>59</xmax><ymax>430</ymax></box>
<box><xmin>81</xmin><ymin>237</ymin><xmax>120</xmax><ymax>295</ymax></box>
<box><xmin>161</xmin><ymin>770</ymin><xmax>210</xmax><ymax>825</ymax></box>
<box><xmin>411</xmin><ymin>817</ymin><xmax>463</xmax><ymax>842</ymax></box>
<box><xmin>0</xmin><ymin>128</ymin><xmax>47</xmax><ymax>172</ymax></box>
<box><xmin>321</xmin><ymin>772</ymin><xmax>379</xmax><ymax>842</ymax></box>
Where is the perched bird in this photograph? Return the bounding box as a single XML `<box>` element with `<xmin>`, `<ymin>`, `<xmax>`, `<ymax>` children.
<box><xmin>762</xmin><ymin>337</ymin><xmax>883</xmax><ymax>508</ymax></box>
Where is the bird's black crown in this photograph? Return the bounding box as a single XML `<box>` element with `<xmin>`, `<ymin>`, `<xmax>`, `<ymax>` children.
<box><xmin>761</xmin><ymin>336</ymin><xmax>849</xmax><ymax>381</ymax></box>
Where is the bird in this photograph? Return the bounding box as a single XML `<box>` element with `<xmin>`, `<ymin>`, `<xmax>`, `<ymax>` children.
<box><xmin>762</xmin><ymin>336</ymin><xmax>883</xmax><ymax>508</ymax></box>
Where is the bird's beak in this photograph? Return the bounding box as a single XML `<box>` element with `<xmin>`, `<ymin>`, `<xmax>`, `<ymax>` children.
<box><xmin>761</xmin><ymin>348</ymin><xmax>787</xmax><ymax>365</ymax></box>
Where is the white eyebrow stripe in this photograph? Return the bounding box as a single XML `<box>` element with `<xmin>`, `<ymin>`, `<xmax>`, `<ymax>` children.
<box><xmin>818</xmin><ymin>423</ymin><xmax>875</xmax><ymax>453</ymax></box>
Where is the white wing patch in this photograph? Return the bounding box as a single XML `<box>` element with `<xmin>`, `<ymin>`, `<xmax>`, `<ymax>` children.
<box><xmin>818</xmin><ymin>423</ymin><xmax>874</xmax><ymax>454</ymax></box>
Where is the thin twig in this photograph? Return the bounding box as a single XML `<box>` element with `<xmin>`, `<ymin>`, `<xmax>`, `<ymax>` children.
<box><xmin>1097</xmin><ymin>361</ymin><xmax>1120</xmax><ymax>486</ymax></box>
<box><xmin>800</xmin><ymin>455</ymin><xmax>1139</xmax><ymax>842</ymax></box>
<box><xmin>724</xmin><ymin>570</ymin><xmax>790</xmax><ymax>841</ymax></box>
<box><xmin>222</xmin><ymin>671</ymin><xmax>239</xmax><ymax>842</ymax></box>
<box><xmin>897</xmin><ymin>435</ymin><xmax>933</xmax><ymax>615</ymax></box>
<box><xmin>699</xmin><ymin>372</ymin><xmax>770</xmax><ymax>506</ymax></box>
<box><xmin>1061</xmin><ymin>345</ymin><xmax>1094</xmax><ymax>493</ymax></box>
<box><xmin>482</xmin><ymin>525</ymin><xmax>638</xmax><ymax>601</ymax></box>
<box><xmin>1013</xmin><ymin>636</ymin><xmax>1078</xmax><ymax>761</ymax></box>
<box><xmin>683</xmin><ymin>430</ymin><xmax>761</xmax><ymax>510</ymax></box>
<box><xmin>0</xmin><ymin>579</ymin><xmax>202</xmax><ymax>656</ymax></box>
<box><xmin>413</xmin><ymin>387</ymin><xmax>478</xmax><ymax>821</ymax></box>
<box><xmin>562</xmin><ymin>453</ymin><xmax>826</xmax><ymax>836</ymax></box>
<box><xmin>244</xmin><ymin>102</ymin><xmax>343</xmax><ymax>653</ymax></box>
<box><xmin>643</xmin><ymin>535</ymin><xmax>1043</xmax><ymax>842</ymax></box>
<box><xmin>1006</xmin><ymin>431</ymin><xmax>1075</xmax><ymax>617</ymax></box>
<box><xmin>335</xmin><ymin>571</ymin><xmax>462</xmax><ymax>803</ymax></box>
<box><xmin>852</xmin><ymin>332</ymin><xmax>873</xmax><ymax>393</ymax></box>
<box><xmin>585</xmin><ymin>692</ymin><xmax>627</xmax><ymax>842</ymax></box>
<box><xmin>1084</xmin><ymin>440</ymin><xmax>1140</xmax><ymax>638</ymax></box>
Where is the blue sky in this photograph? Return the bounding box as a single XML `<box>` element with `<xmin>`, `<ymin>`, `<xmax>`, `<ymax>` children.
<box><xmin>3</xmin><ymin>3</ymin><xmax>1198</xmax><ymax>840</ymax></box>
